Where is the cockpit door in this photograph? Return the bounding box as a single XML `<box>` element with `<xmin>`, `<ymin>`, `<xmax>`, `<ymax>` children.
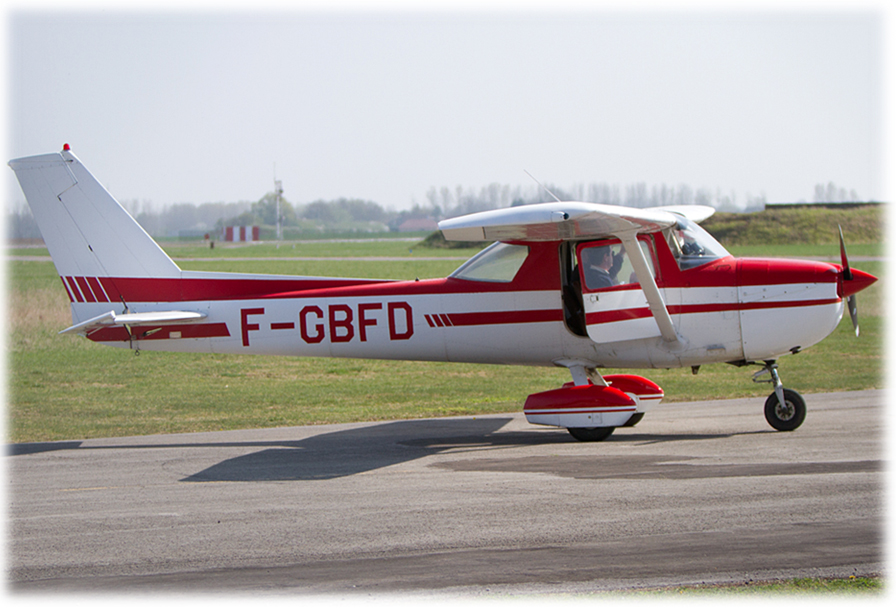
<box><xmin>578</xmin><ymin>238</ymin><xmax>664</xmax><ymax>344</ymax></box>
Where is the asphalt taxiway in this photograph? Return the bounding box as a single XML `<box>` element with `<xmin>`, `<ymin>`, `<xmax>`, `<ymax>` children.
<box><xmin>7</xmin><ymin>389</ymin><xmax>884</xmax><ymax>596</ymax></box>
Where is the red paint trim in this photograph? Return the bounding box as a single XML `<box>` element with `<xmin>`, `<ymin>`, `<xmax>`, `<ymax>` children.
<box><xmin>60</xmin><ymin>277</ymin><xmax>75</xmax><ymax>303</ymax></box>
<box><xmin>526</xmin><ymin>407</ymin><xmax>638</xmax><ymax>414</ymax></box>
<box><xmin>584</xmin><ymin>297</ymin><xmax>841</xmax><ymax>325</ymax></box>
<box><xmin>60</xmin><ymin>240</ymin><xmax>848</xmax><ymax>314</ymax></box>
<box><xmin>86</xmin><ymin>323</ymin><xmax>231</xmax><ymax>342</ymax></box>
<box><xmin>86</xmin><ymin>277</ymin><xmax>109</xmax><ymax>303</ymax></box>
<box><xmin>585</xmin><ymin>283</ymin><xmax>645</xmax><ymax>294</ymax></box>
<box><xmin>446</xmin><ymin>309</ymin><xmax>564</xmax><ymax>327</ymax></box>
<box><xmin>736</xmin><ymin>258</ymin><xmax>839</xmax><ymax>287</ymax></box>
<box><xmin>66</xmin><ymin>277</ymin><xmax>84</xmax><ymax>303</ymax></box>
<box><xmin>603</xmin><ymin>374</ymin><xmax>664</xmax><ymax>399</ymax></box>
<box><xmin>98</xmin><ymin>277</ymin><xmax>122</xmax><ymax>303</ymax></box>
<box><xmin>524</xmin><ymin>384</ymin><xmax>636</xmax><ymax>413</ymax></box>
<box><xmin>673</xmin><ymin>299</ymin><xmax>841</xmax><ymax>314</ymax></box>
<box><xmin>585</xmin><ymin>308</ymin><xmax>652</xmax><ymax>324</ymax></box>
<box><xmin>75</xmin><ymin>277</ymin><xmax>97</xmax><ymax>303</ymax></box>
<box><xmin>98</xmin><ymin>276</ymin><xmax>389</xmax><ymax>303</ymax></box>
<box><xmin>266</xmin><ymin>276</ymin><xmax>550</xmax><ymax>301</ymax></box>
<box><xmin>653</xmin><ymin>256</ymin><xmax>839</xmax><ymax>290</ymax></box>
<box><xmin>68</xmin><ymin>243</ymin><xmax>559</xmax><ymax>304</ymax></box>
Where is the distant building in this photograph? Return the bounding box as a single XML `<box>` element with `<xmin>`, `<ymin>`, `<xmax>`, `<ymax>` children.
<box><xmin>223</xmin><ymin>226</ymin><xmax>260</xmax><ymax>242</ymax></box>
<box><xmin>397</xmin><ymin>218</ymin><xmax>438</xmax><ymax>232</ymax></box>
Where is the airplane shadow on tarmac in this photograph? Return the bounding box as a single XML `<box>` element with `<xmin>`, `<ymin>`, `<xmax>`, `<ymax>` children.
<box><xmin>179</xmin><ymin>419</ymin><xmax>741</xmax><ymax>483</ymax></box>
<box><xmin>181</xmin><ymin>417</ymin><xmax>533</xmax><ymax>482</ymax></box>
<box><xmin>8</xmin><ymin>417</ymin><xmax>745</xmax><ymax>483</ymax></box>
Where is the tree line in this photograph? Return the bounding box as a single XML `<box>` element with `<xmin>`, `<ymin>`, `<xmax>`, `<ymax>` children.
<box><xmin>6</xmin><ymin>180</ymin><xmax>865</xmax><ymax>240</ymax></box>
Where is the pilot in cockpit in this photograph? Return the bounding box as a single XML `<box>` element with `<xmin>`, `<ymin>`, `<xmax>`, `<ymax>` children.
<box><xmin>582</xmin><ymin>245</ymin><xmax>624</xmax><ymax>290</ymax></box>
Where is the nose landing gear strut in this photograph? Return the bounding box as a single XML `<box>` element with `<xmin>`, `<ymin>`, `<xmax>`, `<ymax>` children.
<box><xmin>752</xmin><ymin>360</ymin><xmax>806</xmax><ymax>431</ymax></box>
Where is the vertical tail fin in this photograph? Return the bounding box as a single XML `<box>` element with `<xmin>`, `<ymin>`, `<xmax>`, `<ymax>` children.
<box><xmin>8</xmin><ymin>146</ymin><xmax>181</xmax><ymax>280</ymax></box>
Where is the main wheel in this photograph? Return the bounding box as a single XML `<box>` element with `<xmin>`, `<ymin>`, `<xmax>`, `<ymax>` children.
<box><xmin>764</xmin><ymin>389</ymin><xmax>806</xmax><ymax>431</ymax></box>
<box><xmin>568</xmin><ymin>427</ymin><xmax>615</xmax><ymax>442</ymax></box>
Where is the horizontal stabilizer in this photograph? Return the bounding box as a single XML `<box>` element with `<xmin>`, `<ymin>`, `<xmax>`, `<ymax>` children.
<box><xmin>439</xmin><ymin>201</ymin><xmax>715</xmax><ymax>242</ymax></box>
<box><xmin>60</xmin><ymin>310</ymin><xmax>207</xmax><ymax>336</ymax></box>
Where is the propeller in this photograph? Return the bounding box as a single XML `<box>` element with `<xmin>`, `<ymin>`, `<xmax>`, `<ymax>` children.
<box><xmin>838</xmin><ymin>225</ymin><xmax>860</xmax><ymax>336</ymax></box>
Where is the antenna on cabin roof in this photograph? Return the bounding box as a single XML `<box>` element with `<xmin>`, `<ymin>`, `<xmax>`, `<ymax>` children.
<box><xmin>524</xmin><ymin>170</ymin><xmax>562</xmax><ymax>203</ymax></box>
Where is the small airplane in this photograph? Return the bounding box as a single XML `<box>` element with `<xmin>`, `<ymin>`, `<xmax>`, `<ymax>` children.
<box><xmin>9</xmin><ymin>145</ymin><xmax>878</xmax><ymax>441</ymax></box>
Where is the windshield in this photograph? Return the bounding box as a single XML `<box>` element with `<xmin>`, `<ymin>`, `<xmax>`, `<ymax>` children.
<box><xmin>450</xmin><ymin>242</ymin><xmax>529</xmax><ymax>282</ymax></box>
<box><xmin>664</xmin><ymin>217</ymin><xmax>730</xmax><ymax>270</ymax></box>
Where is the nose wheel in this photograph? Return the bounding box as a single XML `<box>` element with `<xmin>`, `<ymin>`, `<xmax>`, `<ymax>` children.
<box><xmin>763</xmin><ymin>388</ymin><xmax>806</xmax><ymax>431</ymax></box>
<box><xmin>753</xmin><ymin>360</ymin><xmax>806</xmax><ymax>431</ymax></box>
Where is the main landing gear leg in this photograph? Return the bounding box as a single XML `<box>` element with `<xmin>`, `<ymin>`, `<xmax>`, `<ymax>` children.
<box><xmin>753</xmin><ymin>360</ymin><xmax>806</xmax><ymax>431</ymax></box>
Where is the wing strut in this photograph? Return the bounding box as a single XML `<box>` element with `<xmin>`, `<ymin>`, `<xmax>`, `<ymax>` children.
<box><xmin>617</xmin><ymin>232</ymin><xmax>681</xmax><ymax>344</ymax></box>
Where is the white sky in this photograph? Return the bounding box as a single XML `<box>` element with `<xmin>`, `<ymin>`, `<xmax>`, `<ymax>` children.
<box><xmin>3</xmin><ymin>2</ymin><xmax>889</xmax><ymax>211</ymax></box>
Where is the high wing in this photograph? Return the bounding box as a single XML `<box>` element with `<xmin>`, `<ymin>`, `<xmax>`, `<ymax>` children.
<box><xmin>60</xmin><ymin>310</ymin><xmax>208</xmax><ymax>337</ymax></box>
<box><xmin>438</xmin><ymin>201</ymin><xmax>715</xmax><ymax>243</ymax></box>
<box><xmin>439</xmin><ymin>202</ymin><xmax>715</xmax><ymax>346</ymax></box>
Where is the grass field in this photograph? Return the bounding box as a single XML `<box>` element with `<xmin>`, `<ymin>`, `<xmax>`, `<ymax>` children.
<box><xmin>625</xmin><ymin>576</ymin><xmax>882</xmax><ymax>596</ymax></box>
<box><xmin>6</xmin><ymin>238</ymin><xmax>885</xmax><ymax>443</ymax></box>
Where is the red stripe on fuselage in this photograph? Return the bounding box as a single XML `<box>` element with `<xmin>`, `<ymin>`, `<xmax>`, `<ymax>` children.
<box><xmin>79</xmin><ymin>276</ymin><xmax>554</xmax><ymax>304</ymax></box>
<box><xmin>96</xmin><ymin>276</ymin><xmax>389</xmax><ymax>303</ymax></box>
<box><xmin>86</xmin><ymin>323</ymin><xmax>231</xmax><ymax>342</ymax></box>
<box><xmin>653</xmin><ymin>257</ymin><xmax>839</xmax><ymax>289</ymax></box>
<box><xmin>584</xmin><ymin>297</ymin><xmax>841</xmax><ymax>325</ymax></box>
<box><xmin>446</xmin><ymin>309</ymin><xmax>564</xmax><ymax>327</ymax></box>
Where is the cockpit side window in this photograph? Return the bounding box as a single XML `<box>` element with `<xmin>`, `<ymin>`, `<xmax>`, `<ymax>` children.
<box><xmin>450</xmin><ymin>242</ymin><xmax>529</xmax><ymax>282</ymax></box>
<box><xmin>577</xmin><ymin>239</ymin><xmax>655</xmax><ymax>292</ymax></box>
<box><xmin>664</xmin><ymin>217</ymin><xmax>730</xmax><ymax>270</ymax></box>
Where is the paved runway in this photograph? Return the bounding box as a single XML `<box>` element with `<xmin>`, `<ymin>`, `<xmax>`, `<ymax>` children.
<box><xmin>8</xmin><ymin>389</ymin><xmax>884</xmax><ymax>596</ymax></box>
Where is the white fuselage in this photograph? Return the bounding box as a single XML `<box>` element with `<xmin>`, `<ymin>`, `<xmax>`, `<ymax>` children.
<box><xmin>67</xmin><ymin>258</ymin><xmax>844</xmax><ymax>371</ymax></box>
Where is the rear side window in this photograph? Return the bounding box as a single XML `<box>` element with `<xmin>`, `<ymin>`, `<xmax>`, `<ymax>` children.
<box><xmin>450</xmin><ymin>242</ymin><xmax>529</xmax><ymax>282</ymax></box>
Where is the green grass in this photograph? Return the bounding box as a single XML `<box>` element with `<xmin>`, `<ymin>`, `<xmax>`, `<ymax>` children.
<box><xmin>6</xmin><ymin>251</ymin><xmax>884</xmax><ymax>443</ymax></box>
<box><xmin>702</xmin><ymin>204</ymin><xmax>885</xmax><ymax>245</ymax></box>
<box><xmin>629</xmin><ymin>576</ymin><xmax>882</xmax><ymax>595</ymax></box>
<box><xmin>9</xmin><ymin>345</ymin><xmax>572</xmax><ymax>441</ymax></box>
